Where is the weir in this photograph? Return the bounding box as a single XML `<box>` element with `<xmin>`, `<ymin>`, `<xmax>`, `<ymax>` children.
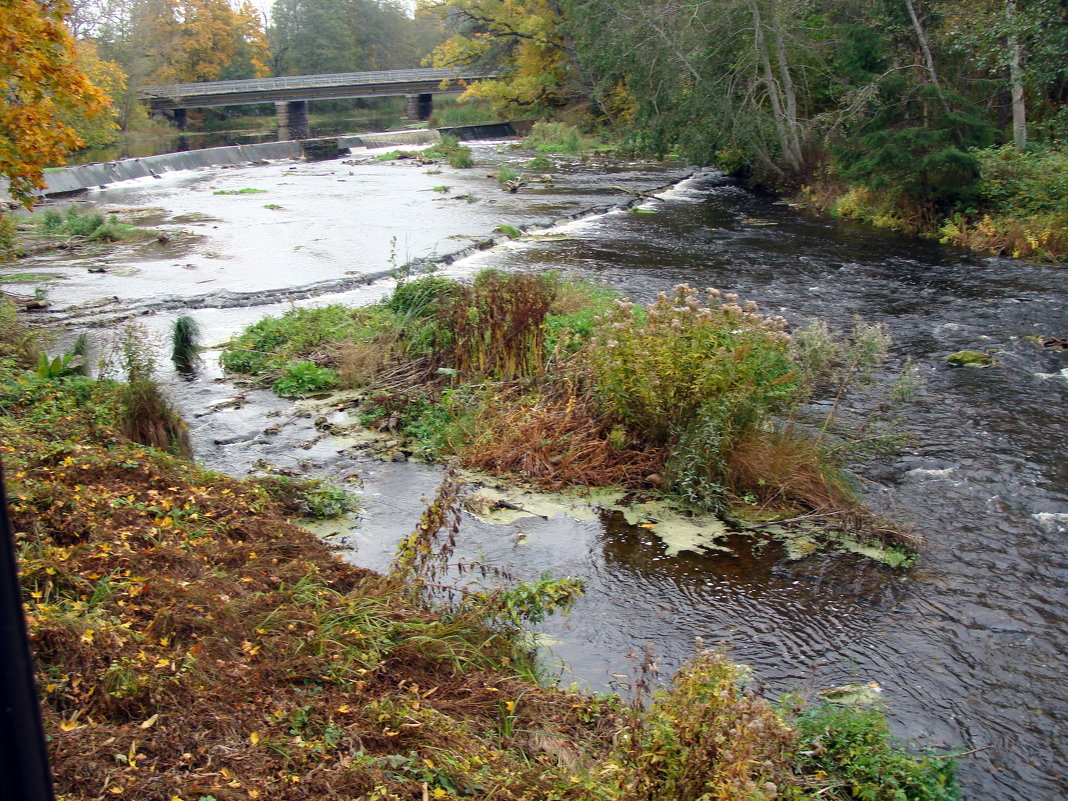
<box><xmin>1</xmin><ymin>123</ymin><xmax>525</xmax><ymax>201</ymax></box>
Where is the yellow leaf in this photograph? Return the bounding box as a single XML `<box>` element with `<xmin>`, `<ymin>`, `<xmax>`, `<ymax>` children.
<box><xmin>139</xmin><ymin>713</ymin><xmax>159</xmax><ymax>729</ymax></box>
<box><xmin>249</xmin><ymin>731</ymin><xmax>260</xmax><ymax>745</ymax></box>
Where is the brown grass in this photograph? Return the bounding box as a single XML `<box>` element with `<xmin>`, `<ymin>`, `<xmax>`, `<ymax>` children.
<box><xmin>446</xmin><ymin>272</ymin><xmax>557</xmax><ymax>381</ymax></box>
<box><xmin>118</xmin><ymin>378</ymin><xmax>192</xmax><ymax>458</ymax></box>
<box><xmin>458</xmin><ymin>388</ymin><xmax>667</xmax><ymax>489</ymax></box>
<box><xmin>8</xmin><ymin>427</ymin><xmax>606</xmax><ymax>801</ymax></box>
<box><xmin>724</xmin><ymin>429</ymin><xmax>855</xmax><ymax>516</ymax></box>
<box><xmin>334</xmin><ymin>336</ymin><xmax>399</xmax><ymax>387</ymax></box>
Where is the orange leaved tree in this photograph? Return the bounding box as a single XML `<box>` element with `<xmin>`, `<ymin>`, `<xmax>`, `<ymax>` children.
<box><xmin>0</xmin><ymin>0</ymin><xmax>107</xmax><ymax>205</ymax></box>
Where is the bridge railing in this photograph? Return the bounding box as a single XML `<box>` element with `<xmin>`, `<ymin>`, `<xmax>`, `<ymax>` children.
<box><xmin>140</xmin><ymin>68</ymin><xmax>496</xmax><ymax>100</ymax></box>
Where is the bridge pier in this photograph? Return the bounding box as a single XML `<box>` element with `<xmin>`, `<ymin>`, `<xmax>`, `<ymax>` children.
<box><xmin>406</xmin><ymin>93</ymin><xmax>433</xmax><ymax>121</ymax></box>
<box><xmin>170</xmin><ymin>108</ymin><xmax>187</xmax><ymax>130</ymax></box>
<box><xmin>276</xmin><ymin>100</ymin><xmax>309</xmax><ymax>140</ymax></box>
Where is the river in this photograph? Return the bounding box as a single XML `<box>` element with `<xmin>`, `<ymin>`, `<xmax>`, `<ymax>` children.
<box><xmin>9</xmin><ymin>142</ymin><xmax>1067</xmax><ymax>800</ymax></box>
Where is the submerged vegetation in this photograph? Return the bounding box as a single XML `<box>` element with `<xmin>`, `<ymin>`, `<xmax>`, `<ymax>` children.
<box><xmin>1</xmin><ymin>299</ymin><xmax>959</xmax><ymax>800</ymax></box>
<box><xmin>222</xmin><ymin>272</ymin><xmax>918</xmax><ymax>552</ymax></box>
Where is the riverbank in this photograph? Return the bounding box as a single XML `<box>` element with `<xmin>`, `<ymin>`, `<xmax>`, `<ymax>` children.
<box><xmin>794</xmin><ymin>144</ymin><xmax>1068</xmax><ymax>265</ymax></box>
<box><xmin>0</xmin><ymin>302</ymin><xmax>961</xmax><ymax>800</ymax></box>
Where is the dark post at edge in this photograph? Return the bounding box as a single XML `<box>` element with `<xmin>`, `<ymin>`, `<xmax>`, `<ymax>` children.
<box><xmin>0</xmin><ymin>459</ymin><xmax>56</xmax><ymax>801</ymax></box>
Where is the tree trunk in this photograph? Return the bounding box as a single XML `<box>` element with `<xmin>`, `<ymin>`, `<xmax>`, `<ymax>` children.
<box><xmin>749</xmin><ymin>0</ymin><xmax>798</xmax><ymax>172</ymax></box>
<box><xmin>903</xmin><ymin>0</ymin><xmax>943</xmax><ymax>95</ymax></box>
<box><xmin>1006</xmin><ymin>0</ymin><xmax>1027</xmax><ymax>149</ymax></box>
<box><xmin>770</xmin><ymin>0</ymin><xmax>803</xmax><ymax>170</ymax></box>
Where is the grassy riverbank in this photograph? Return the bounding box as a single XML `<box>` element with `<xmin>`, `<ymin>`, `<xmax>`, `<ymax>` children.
<box><xmin>221</xmin><ymin>272</ymin><xmax>919</xmax><ymax>559</ymax></box>
<box><xmin>1</xmin><ymin>300</ymin><xmax>960</xmax><ymax>800</ymax></box>
<box><xmin>800</xmin><ymin>145</ymin><xmax>1068</xmax><ymax>264</ymax></box>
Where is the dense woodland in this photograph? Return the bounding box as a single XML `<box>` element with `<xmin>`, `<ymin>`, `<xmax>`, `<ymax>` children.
<box><xmin>1</xmin><ymin>0</ymin><xmax>1066</xmax><ymax>248</ymax></box>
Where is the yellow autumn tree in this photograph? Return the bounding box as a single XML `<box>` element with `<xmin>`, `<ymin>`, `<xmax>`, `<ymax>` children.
<box><xmin>61</xmin><ymin>40</ymin><xmax>126</xmax><ymax>148</ymax></box>
<box><xmin>138</xmin><ymin>0</ymin><xmax>270</xmax><ymax>84</ymax></box>
<box><xmin>0</xmin><ymin>0</ymin><xmax>108</xmax><ymax>204</ymax></box>
<box><xmin>419</xmin><ymin>0</ymin><xmax>576</xmax><ymax>114</ymax></box>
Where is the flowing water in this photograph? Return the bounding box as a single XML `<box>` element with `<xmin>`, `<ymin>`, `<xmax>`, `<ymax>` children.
<box><xmin>11</xmin><ymin>146</ymin><xmax>1066</xmax><ymax>800</ymax></box>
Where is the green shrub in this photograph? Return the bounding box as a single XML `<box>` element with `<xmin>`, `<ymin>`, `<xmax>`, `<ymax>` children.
<box><xmin>447</xmin><ymin>148</ymin><xmax>473</xmax><ymax>168</ymax></box>
<box><xmin>795</xmin><ymin>704</ymin><xmax>960</xmax><ymax>801</ymax></box>
<box><xmin>220</xmin><ymin>305</ymin><xmax>369</xmax><ymax>376</ymax></box>
<box><xmin>605</xmin><ymin>651</ymin><xmax>795</xmax><ymax>801</ymax></box>
<box><xmin>425</xmin><ymin>135</ymin><xmax>473</xmax><ymax>168</ymax></box>
<box><xmin>524</xmin><ymin>121</ymin><xmax>587</xmax><ymax>154</ymax></box>
<box><xmin>581</xmin><ymin>285</ymin><xmax>800</xmax><ymax>511</ymax></box>
<box><xmin>65</xmin><ymin>208</ymin><xmax>105</xmax><ymax>237</ymax></box>
<box><xmin>272</xmin><ymin>361</ymin><xmax>338</xmax><ymax>397</ymax></box>
<box><xmin>497</xmin><ymin>166</ymin><xmax>518</xmax><ymax>184</ymax></box>
<box><xmin>584</xmin><ymin>284</ymin><xmax>797</xmax><ymax>444</ymax></box>
<box><xmin>38</xmin><ymin>209</ymin><xmax>64</xmax><ymax>234</ymax></box>
<box><xmin>972</xmin><ymin>144</ymin><xmax>1068</xmax><ymax>217</ymax></box>
<box><xmin>31</xmin><ymin>207</ymin><xmax>136</xmax><ymax>243</ymax></box>
<box><xmin>526</xmin><ymin>155</ymin><xmax>554</xmax><ymax>171</ymax></box>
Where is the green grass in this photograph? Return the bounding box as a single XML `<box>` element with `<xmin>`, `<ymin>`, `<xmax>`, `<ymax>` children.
<box><xmin>524</xmin><ymin>121</ymin><xmax>591</xmax><ymax>154</ymax></box>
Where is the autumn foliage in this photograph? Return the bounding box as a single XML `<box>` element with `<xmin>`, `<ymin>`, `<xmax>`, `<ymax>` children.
<box><xmin>0</xmin><ymin>0</ymin><xmax>107</xmax><ymax>204</ymax></box>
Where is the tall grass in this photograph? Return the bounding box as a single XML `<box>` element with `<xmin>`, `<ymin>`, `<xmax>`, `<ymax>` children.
<box><xmin>171</xmin><ymin>315</ymin><xmax>202</xmax><ymax>372</ymax></box>
<box><xmin>444</xmin><ymin>270</ymin><xmax>557</xmax><ymax>381</ymax></box>
<box><xmin>119</xmin><ymin>379</ymin><xmax>192</xmax><ymax>457</ymax></box>
<box><xmin>524</xmin><ymin>121</ymin><xmax>589</xmax><ymax>154</ymax></box>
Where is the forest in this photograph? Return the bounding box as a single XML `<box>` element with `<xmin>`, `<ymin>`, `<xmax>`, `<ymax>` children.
<box><xmin>2</xmin><ymin>0</ymin><xmax>1066</xmax><ymax>258</ymax></box>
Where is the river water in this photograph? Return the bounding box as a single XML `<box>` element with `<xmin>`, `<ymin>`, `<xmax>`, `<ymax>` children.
<box><xmin>11</xmin><ymin>144</ymin><xmax>1066</xmax><ymax>800</ymax></box>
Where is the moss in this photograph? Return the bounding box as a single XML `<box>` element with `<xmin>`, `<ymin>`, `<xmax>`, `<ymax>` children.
<box><xmin>946</xmin><ymin>349</ymin><xmax>997</xmax><ymax>367</ymax></box>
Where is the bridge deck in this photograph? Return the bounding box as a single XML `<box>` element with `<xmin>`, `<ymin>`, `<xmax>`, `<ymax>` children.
<box><xmin>140</xmin><ymin>68</ymin><xmax>495</xmax><ymax>110</ymax></box>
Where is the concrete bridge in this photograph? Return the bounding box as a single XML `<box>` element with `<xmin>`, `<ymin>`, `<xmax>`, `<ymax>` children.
<box><xmin>138</xmin><ymin>68</ymin><xmax>496</xmax><ymax>139</ymax></box>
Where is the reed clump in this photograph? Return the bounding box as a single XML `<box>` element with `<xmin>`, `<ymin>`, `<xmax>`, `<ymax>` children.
<box><xmin>170</xmin><ymin>314</ymin><xmax>202</xmax><ymax>372</ymax></box>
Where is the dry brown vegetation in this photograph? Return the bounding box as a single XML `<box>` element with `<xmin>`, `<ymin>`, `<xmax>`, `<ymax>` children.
<box><xmin>458</xmin><ymin>387</ymin><xmax>667</xmax><ymax>489</ymax></box>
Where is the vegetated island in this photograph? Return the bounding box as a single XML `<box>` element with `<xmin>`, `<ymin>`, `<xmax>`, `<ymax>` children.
<box><xmin>0</xmin><ymin>296</ymin><xmax>961</xmax><ymax>800</ymax></box>
<box><xmin>222</xmin><ymin>270</ymin><xmax>921</xmax><ymax>566</ymax></box>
